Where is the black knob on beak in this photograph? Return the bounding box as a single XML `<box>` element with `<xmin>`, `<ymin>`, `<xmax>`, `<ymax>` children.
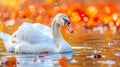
<box><xmin>63</xmin><ymin>18</ymin><xmax>70</xmax><ymax>24</ymax></box>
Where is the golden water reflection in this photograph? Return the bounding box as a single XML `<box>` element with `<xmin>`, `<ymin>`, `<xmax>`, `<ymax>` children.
<box><xmin>1</xmin><ymin>32</ymin><xmax>120</xmax><ymax>67</ymax></box>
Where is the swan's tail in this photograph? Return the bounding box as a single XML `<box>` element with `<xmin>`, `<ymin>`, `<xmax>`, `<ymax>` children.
<box><xmin>0</xmin><ymin>32</ymin><xmax>12</xmax><ymax>52</ymax></box>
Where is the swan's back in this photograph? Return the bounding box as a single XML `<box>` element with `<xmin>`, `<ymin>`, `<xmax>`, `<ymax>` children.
<box><xmin>12</xmin><ymin>22</ymin><xmax>54</xmax><ymax>44</ymax></box>
<box><xmin>10</xmin><ymin>22</ymin><xmax>57</xmax><ymax>53</ymax></box>
<box><xmin>33</xmin><ymin>23</ymin><xmax>53</xmax><ymax>38</ymax></box>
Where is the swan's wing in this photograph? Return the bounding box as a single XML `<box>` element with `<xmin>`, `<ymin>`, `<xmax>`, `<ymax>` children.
<box><xmin>21</xmin><ymin>22</ymin><xmax>53</xmax><ymax>38</ymax></box>
<box><xmin>0</xmin><ymin>32</ymin><xmax>11</xmax><ymax>41</ymax></box>
<box><xmin>0</xmin><ymin>32</ymin><xmax>12</xmax><ymax>51</ymax></box>
<box><xmin>33</xmin><ymin>23</ymin><xmax>53</xmax><ymax>38</ymax></box>
<box><xmin>11</xmin><ymin>23</ymin><xmax>52</xmax><ymax>44</ymax></box>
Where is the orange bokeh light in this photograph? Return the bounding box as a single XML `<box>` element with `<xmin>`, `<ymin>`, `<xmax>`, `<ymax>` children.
<box><xmin>0</xmin><ymin>0</ymin><xmax>120</xmax><ymax>34</ymax></box>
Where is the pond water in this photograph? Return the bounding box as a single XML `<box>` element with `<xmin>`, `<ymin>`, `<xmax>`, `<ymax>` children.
<box><xmin>0</xmin><ymin>48</ymin><xmax>120</xmax><ymax>67</ymax></box>
<box><xmin>1</xmin><ymin>32</ymin><xmax>120</xmax><ymax>67</ymax></box>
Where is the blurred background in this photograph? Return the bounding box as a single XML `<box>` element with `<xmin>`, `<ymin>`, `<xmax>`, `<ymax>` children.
<box><xmin>0</xmin><ymin>0</ymin><xmax>120</xmax><ymax>33</ymax></box>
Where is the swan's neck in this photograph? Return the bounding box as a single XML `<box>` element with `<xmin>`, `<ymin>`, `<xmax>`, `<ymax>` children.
<box><xmin>51</xmin><ymin>19</ymin><xmax>63</xmax><ymax>46</ymax></box>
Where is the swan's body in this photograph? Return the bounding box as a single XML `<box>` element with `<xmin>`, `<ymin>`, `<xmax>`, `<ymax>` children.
<box><xmin>33</xmin><ymin>23</ymin><xmax>53</xmax><ymax>38</ymax></box>
<box><xmin>10</xmin><ymin>13</ymin><xmax>73</xmax><ymax>53</ymax></box>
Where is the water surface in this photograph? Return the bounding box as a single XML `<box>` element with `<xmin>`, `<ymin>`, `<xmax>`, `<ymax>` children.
<box><xmin>1</xmin><ymin>32</ymin><xmax>120</xmax><ymax>67</ymax></box>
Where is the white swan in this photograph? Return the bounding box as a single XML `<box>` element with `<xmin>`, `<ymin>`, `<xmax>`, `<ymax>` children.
<box><xmin>10</xmin><ymin>13</ymin><xmax>73</xmax><ymax>53</ymax></box>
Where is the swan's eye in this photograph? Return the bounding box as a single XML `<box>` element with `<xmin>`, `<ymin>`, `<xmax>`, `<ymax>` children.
<box><xmin>63</xmin><ymin>18</ymin><xmax>70</xmax><ymax>24</ymax></box>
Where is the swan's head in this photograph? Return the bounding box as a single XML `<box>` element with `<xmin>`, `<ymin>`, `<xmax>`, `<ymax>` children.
<box><xmin>55</xmin><ymin>13</ymin><xmax>73</xmax><ymax>33</ymax></box>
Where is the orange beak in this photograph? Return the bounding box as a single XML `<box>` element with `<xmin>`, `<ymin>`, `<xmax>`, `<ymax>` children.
<box><xmin>64</xmin><ymin>22</ymin><xmax>73</xmax><ymax>33</ymax></box>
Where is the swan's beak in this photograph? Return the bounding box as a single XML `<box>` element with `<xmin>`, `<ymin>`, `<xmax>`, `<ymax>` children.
<box><xmin>64</xmin><ymin>22</ymin><xmax>73</xmax><ymax>33</ymax></box>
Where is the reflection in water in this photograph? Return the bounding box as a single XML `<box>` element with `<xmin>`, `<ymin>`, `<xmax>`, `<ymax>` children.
<box><xmin>1</xmin><ymin>43</ymin><xmax>120</xmax><ymax>67</ymax></box>
<box><xmin>1</xmin><ymin>32</ymin><xmax>120</xmax><ymax>67</ymax></box>
<box><xmin>1</xmin><ymin>53</ymin><xmax>73</xmax><ymax>67</ymax></box>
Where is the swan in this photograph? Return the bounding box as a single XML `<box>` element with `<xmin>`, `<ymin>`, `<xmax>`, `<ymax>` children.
<box><xmin>10</xmin><ymin>13</ymin><xmax>73</xmax><ymax>53</ymax></box>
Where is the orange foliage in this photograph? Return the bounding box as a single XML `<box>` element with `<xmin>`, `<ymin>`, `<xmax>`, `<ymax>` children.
<box><xmin>0</xmin><ymin>0</ymin><xmax>120</xmax><ymax>34</ymax></box>
<box><xmin>59</xmin><ymin>57</ymin><xmax>67</xmax><ymax>67</ymax></box>
<box><xmin>5</xmin><ymin>57</ymin><xmax>16</xmax><ymax>67</ymax></box>
<box><xmin>19</xmin><ymin>9</ymin><xmax>32</xmax><ymax>18</ymax></box>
